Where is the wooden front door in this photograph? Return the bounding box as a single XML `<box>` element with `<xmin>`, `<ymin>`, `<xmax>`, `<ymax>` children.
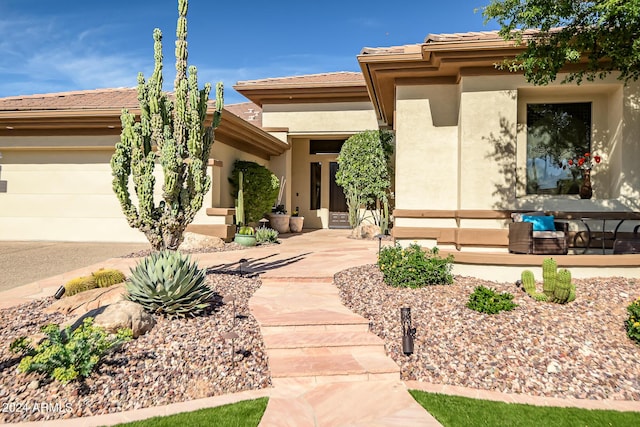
<box><xmin>329</xmin><ymin>162</ymin><xmax>349</xmax><ymax>228</ymax></box>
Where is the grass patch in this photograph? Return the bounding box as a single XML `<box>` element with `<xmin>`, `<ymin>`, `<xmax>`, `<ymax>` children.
<box><xmin>410</xmin><ymin>390</ymin><xmax>640</xmax><ymax>427</ymax></box>
<box><xmin>114</xmin><ymin>397</ymin><xmax>268</xmax><ymax>427</ymax></box>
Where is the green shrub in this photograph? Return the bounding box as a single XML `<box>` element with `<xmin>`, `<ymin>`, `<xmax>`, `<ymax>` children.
<box><xmin>626</xmin><ymin>297</ymin><xmax>640</xmax><ymax>344</ymax></box>
<box><xmin>126</xmin><ymin>250</ymin><xmax>214</xmax><ymax>318</ymax></box>
<box><xmin>466</xmin><ymin>285</ymin><xmax>518</xmax><ymax>314</ymax></box>
<box><xmin>229</xmin><ymin>161</ymin><xmax>280</xmax><ymax>224</ymax></box>
<box><xmin>377</xmin><ymin>243</ymin><xmax>453</xmax><ymax>288</ymax></box>
<box><xmin>255</xmin><ymin>227</ymin><xmax>279</xmax><ymax>243</ymax></box>
<box><xmin>10</xmin><ymin>318</ymin><xmax>132</xmax><ymax>383</ymax></box>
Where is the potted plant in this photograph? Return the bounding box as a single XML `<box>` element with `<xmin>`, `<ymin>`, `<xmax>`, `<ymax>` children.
<box><xmin>289</xmin><ymin>207</ymin><xmax>304</xmax><ymax>233</ymax></box>
<box><xmin>233</xmin><ymin>171</ymin><xmax>257</xmax><ymax>246</ymax></box>
<box><xmin>235</xmin><ymin>225</ymin><xmax>256</xmax><ymax>246</ymax></box>
<box><xmin>269</xmin><ymin>205</ymin><xmax>290</xmax><ymax>234</ymax></box>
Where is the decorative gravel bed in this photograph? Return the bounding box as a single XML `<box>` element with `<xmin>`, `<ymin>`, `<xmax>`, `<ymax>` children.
<box><xmin>0</xmin><ymin>272</ymin><xmax>270</xmax><ymax>423</ymax></box>
<box><xmin>335</xmin><ymin>264</ymin><xmax>640</xmax><ymax>401</ymax></box>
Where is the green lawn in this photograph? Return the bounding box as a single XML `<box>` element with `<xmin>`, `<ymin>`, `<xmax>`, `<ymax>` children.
<box><xmin>113</xmin><ymin>397</ymin><xmax>268</xmax><ymax>427</ymax></box>
<box><xmin>410</xmin><ymin>390</ymin><xmax>640</xmax><ymax>427</ymax></box>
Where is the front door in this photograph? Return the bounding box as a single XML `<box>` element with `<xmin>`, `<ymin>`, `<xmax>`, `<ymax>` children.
<box><xmin>329</xmin><ymin>162</ymin><xmax>349</xmax><ymax>228</ymax></box>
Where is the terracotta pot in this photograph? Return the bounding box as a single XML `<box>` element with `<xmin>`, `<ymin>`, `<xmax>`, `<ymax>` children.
<box><xmin>289</xmin><ymin>216</ymin><xmax>304</xmax><ymax>233</ymax></box>
<box><xmin>268</xmin><ymin>214</ymin><xmax>290</xmax><ymax>233</ymax></box>
<box><xmin>580</xmin><ymin>169</ymin><xmax>593</xmax><ymax>199</ymax></box>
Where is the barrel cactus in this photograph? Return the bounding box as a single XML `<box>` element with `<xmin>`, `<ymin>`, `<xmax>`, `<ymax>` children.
<box><xmin>92</xmin><ymin>269</ymin><xmax>126</xmax><ymax>288</ymax></box>
<box><xmin>64</xmin><ymin>276</ymin><xmax>98</xmax><ymax>297</ymax></box>
<box><xmin>110</xmin><ymin>0</ymin><xmax>223</xmax><ymax>251</ymax></box>
<box><xmin>126</xmin><ymin>250</ymin><xmax>214</xmax><ymax>318</ymax></box>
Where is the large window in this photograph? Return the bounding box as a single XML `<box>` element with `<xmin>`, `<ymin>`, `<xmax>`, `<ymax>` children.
<box><xmin>526</xmin><ymin>103</ymin><xmax>591</xmax><ymax>195</ymax></box>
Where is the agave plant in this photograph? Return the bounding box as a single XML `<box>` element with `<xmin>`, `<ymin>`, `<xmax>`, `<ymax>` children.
<box><xmin>126</xmin><ymin>250</ymin><xmax>214</xmax><ymax>318</ymax></box>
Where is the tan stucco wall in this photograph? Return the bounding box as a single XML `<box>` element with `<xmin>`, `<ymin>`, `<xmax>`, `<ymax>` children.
<box><xmin>394</xmin><ymin>75</ymin><xmax>640</xmax><ymax>215</ymax></box>
<box><xmin>263</xmin><ymin>101</ymin><xmax>379</xmax><ymax>228</ymax></box>
<box><xmin>393</xmin><ymin>74</ymin><xmax>640</xmax><ymax>245</ymax></box>
<box><xmin>0</xmin><ymin>135</ymin><xmax>270</xmax><ymax>242</ymax></box>
<box><xmin>262</xmin><ymin>102</ymin><xmax>378</xmax><ymax>134</ymax></box>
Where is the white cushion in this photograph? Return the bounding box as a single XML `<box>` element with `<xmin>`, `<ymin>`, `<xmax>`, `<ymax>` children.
<box><xmin>532</xmin><ymin>230</ymin><xmax>565</xmax><ymax>239</ymax></box>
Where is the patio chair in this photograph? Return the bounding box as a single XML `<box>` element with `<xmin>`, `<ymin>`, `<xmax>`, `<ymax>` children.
<box><xmin>508</xmin><ymin>212</ymin><xmax>569</xmax><ymax>255</ymax></box>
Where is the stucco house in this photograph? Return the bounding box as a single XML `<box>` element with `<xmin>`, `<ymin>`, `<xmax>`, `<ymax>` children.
<box><xmin>2</xmin><ymin>30</ymin><xmax>640</xmax><ymax>270</ymax></box>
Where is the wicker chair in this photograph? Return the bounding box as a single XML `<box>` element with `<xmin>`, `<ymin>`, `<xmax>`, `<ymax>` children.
<box><xmin>508</xmin><ymin>220</ymin><xmax>569</xmax><ymax>255</ymax></box>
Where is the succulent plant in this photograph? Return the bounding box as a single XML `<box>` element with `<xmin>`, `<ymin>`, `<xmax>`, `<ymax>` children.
<box><xmin>92</xmin><ymin>268</ymin><xmax>126</xmax><ymax>288</ymax></box>
<box><xmin>126</xmin><ymin>250</ymin><xmax>214</xmax><ymax>318</ymax></box>
<box><xmin>255</xmin><ymin>227</ymin><xmax>278</xmax><ymax>243</ymax></box>
<box><xmin>238</xmin><ymin>226</ymin><xmax>255</xmax><ymax>236</ymax></box>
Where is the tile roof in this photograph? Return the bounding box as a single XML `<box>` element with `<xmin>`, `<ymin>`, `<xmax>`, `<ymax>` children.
<box><xmin>225</xmin><ymin>102</ymin><xmax>262</xmax><ymax>128</ymax></box>
<box><xmin>424</xmin><ymin>30</ymin><xmax>504</xmax><ymax>43</ymax></box>
<box><xmin>0</xmin><ymin>88</ymin><xmax>140</xmax><ymax>111</ymax></box>
<box><xmin>235</xmin><ymin>71</ymin><xmax>364</xmax><ymax>87</ymax></box>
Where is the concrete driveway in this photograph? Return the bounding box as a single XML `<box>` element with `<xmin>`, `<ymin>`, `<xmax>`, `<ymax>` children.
<box><xmin>0</xmin><ymin>241</ymin><xmax>150</xmax><ymax>292</ymax></box>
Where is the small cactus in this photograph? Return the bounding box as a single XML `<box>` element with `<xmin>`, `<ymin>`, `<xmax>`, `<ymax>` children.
<box><xmin>542</xmin><ymin>258</ymin><xmax>557</xmax><ymax>297</ymax></box>
<box><xmin>92</xmin><ymin>269</ymin><xmax>126</xmax><ymax>288</ymax></box>
<box><xmin>521</xmin><ymin>270</ymin><xmax>548</xmax><ymax>301</ymax></box>
<box><xmin>521</xmin><ymin>270</ymin><xmax>536</xmax><ymax>294</ymax></box>
<box><xmin>553</xmin><ymin>268</ymin><xmax>572</xmax><ymax>303</ymax></box>
<box><xmin>64</xmin><ymin>276</ymin><xmax>97</xmax><ymax>296</ymax></box>
<box><xmin>520</xmin><ymin>260</ymin><xmax>576</xmax><ymax>304</ymax></box>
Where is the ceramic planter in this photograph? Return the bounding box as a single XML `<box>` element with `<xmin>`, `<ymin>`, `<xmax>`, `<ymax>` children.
<box><xmin>289</xmin><ymin>216</ymin><xmax>304</xmax><ymax>233</ymax></box>
<box><xmin>269</xmin><ymin>214</ymin><xmax>290</xmax><ymax>234</ymax></box>
<box><xmin>234</xmin><ymin>234</ymin><xmax>257</xmax><ymax>247</ymax></box>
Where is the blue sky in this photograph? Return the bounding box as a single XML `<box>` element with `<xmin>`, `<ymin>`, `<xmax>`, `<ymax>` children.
<box><xmin>0</xmin><ymin>0</ymin><xmax>500</xmax><ymax>105</ymax></box>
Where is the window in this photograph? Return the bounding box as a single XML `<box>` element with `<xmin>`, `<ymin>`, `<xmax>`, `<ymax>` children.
<box><xmin>310</xmin><ymin>162</ymin><xmax>322</xmax><ymax>209</ymax></box>
<box><xmin>526</xmin><ymin>103</ymin><xmax>591</xmax><ymax>195</ymax></box>
<box><xmin>309</xmin><ymin>140</ymin><xmax>345</xmax><ymax>155</ymax></box>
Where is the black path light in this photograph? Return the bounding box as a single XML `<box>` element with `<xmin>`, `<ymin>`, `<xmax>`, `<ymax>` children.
<box><xmin>401</xmin><ymin>307</ymin><xmax>416</xmax><ymax>355</ymax></box>
<box><xmin>375</xmin><ymin>234</ymin><xmax>384</xmax><ymax>255</ymax></box>
<box><xmin>223</xmin><ymin>295</ymin><xmax>237</xmax><ymax>326</ymax></box>
<box><xmin>53</xmin><ymin>285</ymin><xmax>66</xmax><ymax>299</ymax></box>
<box><xmin>222</xmin><ymin>331</ymin><xmax>239</xmax><ymax>368</ymax></box>
<box><xmin>237</xmin><ymin>258</ymin><xmax>248</xmax><ymax>275</ymax></box>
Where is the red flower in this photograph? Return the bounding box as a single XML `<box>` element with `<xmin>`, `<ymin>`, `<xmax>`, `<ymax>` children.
<box><xmin>594</xmin><ymin>155</ymin><xmax>601</xmax><ymax>163</ymax></box>
<box><xmin>585</xmin><ymin>152</ymin><xmax>591</xmax><ymax>157</ymax></box>
<box><xmin>568</xmin><ymin>159</ymin><xmax>574</xmax><ymax>166</ymax></box>
<box><xmin>578</xmin><ymin>158</ymin><xmax>585</xmax><ymax>166</ymax></box>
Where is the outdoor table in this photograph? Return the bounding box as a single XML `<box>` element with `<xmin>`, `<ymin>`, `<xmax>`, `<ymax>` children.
<box><xmin>575</xmin><ymin>217</ymin><xmax>627</xmax><ymax>254</ymax></box>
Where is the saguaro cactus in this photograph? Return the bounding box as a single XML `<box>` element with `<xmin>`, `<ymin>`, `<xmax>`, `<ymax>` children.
<box><xmin>111</xmin><ymin>0</ymin><xmax>223</xmax><ymax>251</ymax></box>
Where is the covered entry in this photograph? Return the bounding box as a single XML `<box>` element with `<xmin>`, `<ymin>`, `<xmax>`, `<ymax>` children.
<box><xmin>291</xmin><ymin>138</ymin><xmax>350</xmax><ymax>229</ymax></box>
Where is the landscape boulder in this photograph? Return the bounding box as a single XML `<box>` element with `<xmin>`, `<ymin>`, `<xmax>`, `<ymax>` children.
<box><xmin>70</xmin><ymin>300</ymin><xmax>155</xmax><ymax>338</ymax></box>
<box><xmin>179</xmin><ymin>232</ymin><xmax>225</xmax><ymax>251</ymax></box>
<box><xmin>44</xmin><ymin>284</ymin><xmax>126</xmax><ymax>316</ymax></box>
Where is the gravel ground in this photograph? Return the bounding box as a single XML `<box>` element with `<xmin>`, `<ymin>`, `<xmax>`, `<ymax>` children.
<box><xmin>0</xmin><ymin>272</ymin><xmax>269</xmax><ymax>423</ymax></box>
<box><xmin>335</xmin><ymin>264</ymin><xmax>640</xmax><ymax>401</ymax></box>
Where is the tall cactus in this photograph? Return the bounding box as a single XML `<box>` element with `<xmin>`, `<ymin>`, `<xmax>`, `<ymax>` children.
<box><xmin>542</xmin><ymin>258</ymin><xmax>557</xmax><ymax>297</ymax></box>
<box><xmin>521</xmin><ymin>269</ymin><xmax>548</xmax><ymax>302</ymax></box>
<box><xmin>111</xmin><ymin>0</ymin><xmax>223</xmax><ymax>251</ymax></box>
<box><xmin>236</xmin><ymin>171</ymin><xmax>245</xmax><ymax>227</ymax></box>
